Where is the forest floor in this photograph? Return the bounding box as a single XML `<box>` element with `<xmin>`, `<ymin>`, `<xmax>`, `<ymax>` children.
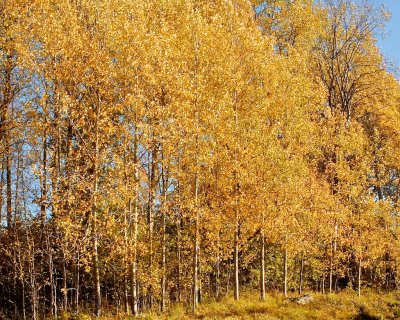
<box><xmin>69</xmin><ymin>290</ymin><xmax>400</xmax><ymax>320</ymax></box>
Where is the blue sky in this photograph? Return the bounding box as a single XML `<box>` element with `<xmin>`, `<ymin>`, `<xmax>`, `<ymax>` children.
<box><xmin>376</xmin><ymin>0</ymin><xmax>400</xmax><ymax>66</ymax></box>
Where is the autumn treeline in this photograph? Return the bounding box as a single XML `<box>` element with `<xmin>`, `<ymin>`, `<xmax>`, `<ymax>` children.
<box><xmin>1</xmin><ymin>0</ymin><xmax>400</xmax><ymax>318</ymax></box>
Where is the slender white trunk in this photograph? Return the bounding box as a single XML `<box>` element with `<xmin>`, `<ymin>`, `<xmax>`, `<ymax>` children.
<box><xmin>283</xmin><ymin>248</ymin><xmax>288</xmax><ymax>297</ymax></box>
<box><xmin>93</xmin><ymin>98</ymin><xmax>101</xmax><ymax>317</ymax></box>
<box><xmin>131</xmin><ymin>131</ymin><xmax>139</xmax><ymax>316</ymax></box>
<box><xmin>358</xmin><ymin>258</ymin><xmax>362</xmax><ymax>297</ymax></box>
<box><xmin>260</xmin><ymin>213</ymin><xmax>265</xmax><ymax>300</ymax></box>
<box><xmin>192</xmin><ymin>173</ymin><xmax>199</xmax><ymax>311</ymax></box>
<box><xmin>161</xmin><ymin>157</ymin><xmax>167</xmax><ymax>312</ymax></box>
<box><xmin>299</xmin><ymin>255</ymin><xmax>304</xmax><ymax>295</ymax></box>
<box><xmin>233</xmin><ymin>89</ymin><xmax>240</xmax><ymax>302</ymax></box>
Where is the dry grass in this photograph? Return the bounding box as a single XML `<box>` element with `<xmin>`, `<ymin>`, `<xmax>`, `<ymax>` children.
<box><xmin>65</xmin><ymin>290</ymin><xmax>400</xmax><ymax>320</ymax></box>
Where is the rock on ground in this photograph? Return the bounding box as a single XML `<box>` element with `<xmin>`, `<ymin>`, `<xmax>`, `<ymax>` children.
<box><xmin>289</xmin><ymin>294</ymin><xmax>314</xmax><ymax>305</ymax></box>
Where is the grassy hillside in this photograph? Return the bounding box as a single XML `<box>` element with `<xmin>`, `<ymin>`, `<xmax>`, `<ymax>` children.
<box><xmin>66</xmin><ymin>291</ymin><xmax>400</xmax><ymax>320</ymax></box>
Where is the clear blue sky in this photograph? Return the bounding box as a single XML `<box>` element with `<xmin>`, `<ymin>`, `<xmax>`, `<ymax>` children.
<box><xmin>376</xmin><ymin>0</ymin><xmax>400</xmax><ymax>66</ymax></box>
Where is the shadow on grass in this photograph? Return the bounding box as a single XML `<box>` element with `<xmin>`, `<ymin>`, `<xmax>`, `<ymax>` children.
<box><xmin>353</xmin><ymin>313</ymin><xmax>379</xmax><ymax>320</ymax></box>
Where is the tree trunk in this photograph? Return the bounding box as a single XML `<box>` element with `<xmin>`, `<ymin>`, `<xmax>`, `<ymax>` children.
<box><xmin>176</xmin><ymin>215</ymin><xmax>182</xmax><ymax>304</ymax></box>
<box><xmin>299</xmin><ymin>255</ymin><xmax>304</xmax><ymax>295</ymax></box>
<box><xmin>329</xmin><ymin>224</ymin><xmax>337</xmax><ymax>294</ymax></box>
<box><xmin>216</xmin><ymin>258</ymin><xmax>220</xmax><ymax>300</ymax></box>
<box><xmin>40</xmin><ymin>132</ymin><xmax>47</xmax><ymax>225</ymax></box>
<box><xmin>226</xmin><ymin>259</ymin><xmax>231</xmax><ymax>297</ymax></box>
<box><xmin>161</xmin><ymin>166</ymin><xmax>167</xmax><ymax>312</ymax></box>
<box><xmin>123</xmin><ymin>246</ymin><xmax>129</xmax><ymax>314</ymax></box>
<box><xmin>1</xmin><ymin>55</ymin><xmax>13</xmax><ymax>229</ymax></box>
<box><xmin>130</xmin><ymin>259</ymin><xmax>138</xmax><ymax>316</ymax></box>
<box><xmin>93</xmin><ymin>216</ymin><xmax>101</xmax><ymax>317</ymax></box>
<box><xmin>130</xmin><ymin>130</ymin><xmax>139</xmax><ymax>316</ymax></box>
<box><xmin>28</xmin><ymin>235</ymin><xmax>38</xmax><ymax>320</ymax></box>
<box><xmin>233</xmin><ymin>90</ymin><xmax>239</xmax><ymax>302</ymax></box>
<box><xmin>176</xmin><ymin>158</ymin><xmax>182</xmax><ymax>304</ymax></box>
<box><xmin>92</xmin><ymin>101</ymin><xmax>101</xmax><ymax>317</ymax></box>
<box><xmin>234</xmin><ymin>212</ymin><xmax>239</xmax><ymax>301</ymax></box>
<box><xmin>147</xmin><ymin>142</ymin><xmax>157</xmax><ymax>310</ymax></box>
<box><xmin>62</xmin><ymin>254</ymin><xmax>68</xmax><ymax>312</ymax></box>
<box><xmin>283</xmin><ymin>248</ymin><xmax>288</xmax><ymax>297</ymax></box>
<box><xmin>75</xmin><ymin>251</ymin><xmax>80</xmax><ymax>315</ymax></box>
<box><xmin>6</xmin><ymin>139</ymin><xmax>12</xmax><ymax>228</ymax></box>
<box><xmin>22</xmin><ymin>272</ymin><xmax>26</xmax><ymax>320</ymax></box>
<box><xmin>122</xmin><ymin>146</ymin><xmax>130</xmax><ymax>315</ymax></box>
<box><xmin>260</xmin><ymin>214</ymin><xmax>265</xmax><ymax>300</ymax></box>
<box><xmin>215</xmin><ymin>170</ymin><xmax>221</xmax><ymax>301</ymax></box>
<box><xmin>192</xmin><ymin>217</ymin><xmax>199</xmax><ymax>310</ymax></box>
<box><xmin>329</xmin><ymin>256</ymin><xmax>333</xmax><ymax>294</ymax></box>
<box><xmin>198</xmin><ymin>242</ymin><xmax>202</xmax><ymax>304</ymax></box>
<box><xmin>0</xmin><ymin>167</ymin><xmax>4</xmax><ymax>226</ymax></box>
<box><xmin>192</xmin><ymin>173</ymin><xmax>199</xmax><ymax>311</ymax></box>
<box><xmin>358</xmin><ymin>258</ymin><xmax>362</xmax><ymax>297</ymax></box>
<box><xmin>47</xmin><ymin>233</ymin><xmax>56</xmax><ymax>318</ymax></box>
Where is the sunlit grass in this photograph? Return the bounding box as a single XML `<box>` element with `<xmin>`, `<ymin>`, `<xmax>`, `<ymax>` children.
<box><xmin>65</xmin><ymin>290</ymin><xmax>400</xmax><ymax>319</ymax></box>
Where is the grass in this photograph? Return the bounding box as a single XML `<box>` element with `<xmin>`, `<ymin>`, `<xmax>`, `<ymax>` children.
<box><xmin>63</xmin><ymin>290</ymin><xmax>400</xmax><ymax>320</ymax></box>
